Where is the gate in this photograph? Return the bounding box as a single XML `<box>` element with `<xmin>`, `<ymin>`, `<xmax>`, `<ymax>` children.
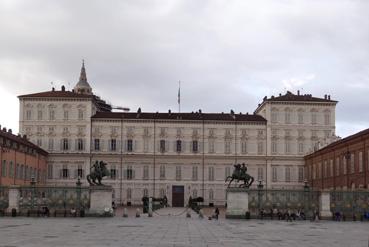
<box><xmin>0</xmin><ymin>186</ymin><xmax>9</xmax><ymax>215</ymax></box>
<box><xmin>330</xmin><ymin>190</ymin><xmax>369</xmax><ymax>219</ymax></box>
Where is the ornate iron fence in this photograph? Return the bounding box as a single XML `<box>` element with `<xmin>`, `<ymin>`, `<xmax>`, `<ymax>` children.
<box><xmin>248</xmin><ymin>189</ymin><xmax>320</xmax><ymax>216</ymax></box>
<box><xmin>18</xmin><ymin>185</ymin><xmax>90</xmax><ymax>211</ymax></box>
<box><xmin>0</xmin><ymin>186</ymin><xmax>9</xmax><ymax>212</ymax></box>
<box><xmin>330</xmin><ymin>190</ymin><xmax>369</xmax><ymax>218</ymax></box>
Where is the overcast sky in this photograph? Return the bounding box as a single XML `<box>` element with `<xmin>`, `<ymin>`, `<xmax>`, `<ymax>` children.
<box><xmin>0</xmin><ymin>0</ymin><xmax>368</xmax><ymax>138</ymax></box>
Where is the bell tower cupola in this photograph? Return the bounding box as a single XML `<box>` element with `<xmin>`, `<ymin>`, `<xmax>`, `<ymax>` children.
<box><xmin>74</xmin><ymin>60</ymin><xmax>93</xmax><ymax>95</ymax></box>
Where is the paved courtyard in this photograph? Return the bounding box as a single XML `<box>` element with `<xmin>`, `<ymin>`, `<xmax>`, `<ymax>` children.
<box><xmin>0</xmin><ymin>207</ymin><xmax>368</xmax><ymax>247</ymax></box>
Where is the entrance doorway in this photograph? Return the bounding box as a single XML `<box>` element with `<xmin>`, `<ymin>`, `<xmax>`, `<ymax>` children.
<box><xmin>172</xmin><ymin>185</ymin><xmax>184</xmax><ymax>207</ymax></box>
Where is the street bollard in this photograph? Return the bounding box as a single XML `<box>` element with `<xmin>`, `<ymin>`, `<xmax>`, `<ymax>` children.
<box><xmin>122</xmin><ymin>208</ymin><xmax>128</xmax><ymax>217</ymax></box>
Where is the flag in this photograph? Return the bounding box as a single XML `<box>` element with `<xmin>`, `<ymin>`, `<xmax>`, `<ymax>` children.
<box><xmin>178</xmin><ymin>81</ymin><xmax>181</xmax><ymax>104</ymax></box>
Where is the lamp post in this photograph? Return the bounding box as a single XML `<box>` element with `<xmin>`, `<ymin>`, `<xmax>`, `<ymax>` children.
<box><xmin>30</xmin><ymin>176</ymin><xmax>36</xmax><ymax>209</ymax></box>
<box><xmin>76</xmin><ymin>176</ymin><xmax>82</xmax><ymax>212</ymax></box>
<box><xmin>257</xmin><ymin>180</ymin><xmax>264</xmax><ymax>218</ymax></box>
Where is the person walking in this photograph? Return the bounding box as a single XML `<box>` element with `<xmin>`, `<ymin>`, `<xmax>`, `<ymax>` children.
<box><xmin>214</xmin><ymin>207</ymin><xmax>220</xmax><ymax>220</ymax></box>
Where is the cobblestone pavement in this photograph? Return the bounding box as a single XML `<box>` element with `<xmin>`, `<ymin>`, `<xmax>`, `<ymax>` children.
<box><xmin>0</xmin><ymin>207</ymin><xmax>368</xmax><ymax>247</ymax></box>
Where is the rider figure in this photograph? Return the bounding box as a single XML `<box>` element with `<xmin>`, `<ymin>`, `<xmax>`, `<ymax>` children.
<box><xmin>92</xmin><ymin>161</ymin><xmax>101</xmax><ymax>177</ymax></box>
<box><xmin>240</xmin><ymin>163</ymin><xmax>247</xmax><ymax>178</ymax></box>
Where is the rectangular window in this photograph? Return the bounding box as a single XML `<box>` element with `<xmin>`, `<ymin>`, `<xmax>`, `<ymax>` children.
<box><xmin>16</xmin><ymin>163</ymin><xmax>20</xmax><ymax>179</ymax></box>
<box><xmin>285</xmin><ymin>166</ymin><xmax>291</xmax><ymax>182</ymax></box>
<box><xmin>160</xmin><ymin>165</ymin><xmax>165</xmax><ymax>179</ymax></box>
<box><xmin>324</xmin><ymin>114</ymin><xmax>330</xmax><ymax>125</ymax></box>
<box><xmin>208</xmin><ymin>166</ymin><xmax>214</xmax><ymax>181</ymax></box>
<box><xmin>271</xmin><ymin>112</ymin><xmax>277</xmax><ymax>123</ymax></box>
<box><xmin>192</xmin><ymin>140</ymin><xmax>198</xmax><ymax>153</ymax></box>
<box><xmin>176</xmin><ymin>140</ymin><xmax>182</xmax><ymax>152</ymax></box>
<box><xmin>126</xmin><ymin>166</ymin><xmax>134</xmax><ymax>180</ymax></box>
<box><xmin>77</xmin><ymin>165</ymin><xmax>84</xmax><ymax>178</ymax></box>
<box><xmin>311</xmin><ymin>113</ymin><xmax>317</xmax><ymax>124</ymax></box>
<box><xmin>63</xmin><ymin>110</ymin><xmax>69</xmax><ymax>120</ymax></box>
<box><xmin>208</xmin><ymin>141</ymin><xmax>215</xmax><ymax>153</ymax></box>
<box><xmin>225</xmin><ymin>166</ymin><xmax>231</xmax><ymax>179</ymax></box>
<box><xmin>330</xmin><ymin>160</ymin><xmax>334</xmax><ymax>177</ymax></box>
<box><xmin>62</xmin><ymin>165</ymin><xmax>69</xmax><ymax>179</ymax></box>
<box><xmin>298</xmin><ymin>113</ymin><xmax>303</xmax><ymax>124</ymax></box>
<box><xmin>37</xmin><ymin>110</ymin><xmax>43</xmax><ymax>120</ymax></box>
<box><xmin>225</xmin><ymin>141</ymin><xmax>231</xmax><ymax>154</ymax></box>
<box><xmin>49</xmin><ymin>110</ymin><xmax>55</xmax><ymax>120</ymax></box>
<box><xmin>241</xmin><ymin>141</ymin><xmax>247</xmax><ymax>154</ymax></box>
<box><xmin>335</xmin><ymin>157</ymin><xmax>340</xmax><ymax>176</ymax></box>
<box><xmin>78</xmin><ymin>109</ymin><xmax>84</xmax><ymax>120</ymax></box>
<box><xmin>343</xmin><ymin>157</ymin><xmax>347</xmax><ymax>175</ymax></box>
<box><xmin>359</xmin><ymin>152</ymin><xmax>363</xmax><ymax>172</ymax></box>
<box><xmin>257</xmin><ymin>167</ymin><xmax>263</xmax><ymax>181</ymax></box>
<box><xmin>143</xmin><ymin>165</ymin><xmax>149</xmax><ymax>180</ymax></box>
<box><xmin>285</xmin><ymin>140</ymin><xmax>291</xmax><ymax>154</ymax></box>
<box><xmin>37</xmin><ymin>139</ymin><xmax>42</xmax><ymax>147</ymax></box>
<box><xmin>48</xmin><ymin>138</ymin><xmax>54</xmax><ymax>151</ymax></box>
<box><xmin>127</xmin><ymin>139</ymin><xmax>133</xmax><ymax>152</ymax></box>
<box><xmin>285</xmin><ymin>112</ymin><xmax>291</xmax><ymax>124</ymax></box>
<box><xmin>77</xmin><ymin>139</ymin><xmax>84</xmax><ymax>151</ymax></box>
<box><xmin>272</xmin><ymin>166</ymin><xmax>277</xmax><ymax>182</ymax></box>
<box><xmin>298</xmin><ymin>142</ymin><xmax>304</xmax><ymax>154</ymax></box>
<box><xmin>9</xmin><ymin>161</ymin><xmax>14</xmax><ymax>178</ymax></box>
<box><xmin>298</xmin><ymin>167</ymin><xmax>304</xmax><ymax>182</ymax></box>
<box><xmin>176</xmin><ymin>166</ymin><xmax>181</xmax><ymax>181</ymax></box>
<box><xmin>271</xmin><ymin>141</ymin><xmax>277</xmax><ymax>154</ymax></box>
<box><xmin>160</xmin><ymin>140</ymin><xmax>165</xmax><ymax>153</ymax></box>
<box><xmin>26</xmin><ymin>110</ymin><xmax>32</xmax><ymax>120</ymax></box>
<box><xmin>350</xmin><ymin>153</ymin><xmax>355</xmax><ymax>174</ymax></box>
<box><xmin>110</xmin><ymin>166</ymin><xmax>117</xmax><ymax>180</ymax></box>
<box><xmin>143</xmin><ymin>139</ymin><xmax>149</xmax><ymax>153</ymax></box>
<box><xmin>192</xmin><ymin>166</ymin><xmax>198</xmax><ymax>181</ymax></box>
<box><xmin>94</xmin><ymin>139</ymin><xmax>100</xmax><ymax>151</ymax></box>
<box><xmin>257</xmin><ymin>142</ymin><xmax>264</xmax><ymax>154</ymax></box>
<box><xmin>62</xmin><ymin>138</ymin><xmax>69</xmax><ymax>151</ymax></box>
<box><xmin>110</xmin><ymin>139</ymin><xmax>116</xmax><ymax>151</ymax></box>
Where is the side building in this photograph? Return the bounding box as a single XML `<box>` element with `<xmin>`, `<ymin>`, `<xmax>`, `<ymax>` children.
<box><xmin>0</xmin><ymin>126</ymin><xmax>48</xmax><ymax>185</ymax></box>
<box><xmin>305</xmin><ymin>128</ymin><xmax>369</xmax><ymax>190</ymax></box>
<box><xmin>18</xmin><ymin>62</ymin><xmax>338</xmax><ymax>206</ymax></box>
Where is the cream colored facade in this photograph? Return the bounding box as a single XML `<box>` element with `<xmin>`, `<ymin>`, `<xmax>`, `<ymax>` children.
<box><xmin>18</xmin><ymin>65</ymin><xmax>338</xmax><ymax>206</ymax></box>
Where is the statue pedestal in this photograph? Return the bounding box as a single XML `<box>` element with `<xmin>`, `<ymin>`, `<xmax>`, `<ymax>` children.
<box><xmin>88</xmin><ymin>186</ymin><xmax>113</xmax><ymax>216</ymax></box>
<box><xmin>226</xmin><ymin>188</ymin><xmax>249</xmax><ymax>219</ymax></box>
<box><xmin>319</xmin><ymin>190</ymin><xmax>332</xmax><ymax>220</ymax></box>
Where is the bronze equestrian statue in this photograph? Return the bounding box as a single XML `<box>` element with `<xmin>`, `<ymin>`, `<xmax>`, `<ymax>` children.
<box><xmin>225</xmin><ymin>163</ymin><xmax>254</xmax><ymax>188</ymax></box>
<box><xmin>87</xmin><ymin>160</ymin><xmax>110</xmax><ymax>185</ymax></box>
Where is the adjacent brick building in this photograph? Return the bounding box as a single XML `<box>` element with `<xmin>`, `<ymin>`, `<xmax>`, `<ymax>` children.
<box><xmin>0</xmin><ymin>126</ymin><xmax>48</xmax><ymax>185</ymax></box>
<box><xmin>305</xmin><ymin>128</ymin><xmax>369</xmax><ymax>189</ymax></box>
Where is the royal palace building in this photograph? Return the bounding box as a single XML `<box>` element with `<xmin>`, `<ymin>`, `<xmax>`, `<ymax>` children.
<box><xmin>18</xmin><ymin>63</ymin><xmax>338</xmax><ymax>206</ymax></box>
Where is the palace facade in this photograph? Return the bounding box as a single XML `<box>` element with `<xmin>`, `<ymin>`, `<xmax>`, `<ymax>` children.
<box><xmin>18</xmin><ymin>62</ymin><xmax>338</xmax><ymax>206</ymax></box>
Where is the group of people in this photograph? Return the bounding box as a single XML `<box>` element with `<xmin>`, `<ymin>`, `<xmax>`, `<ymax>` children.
<box><xmin>258</xmin><ymin>208</ymin><xmax>308</xmax><ymax>221</ymax></box>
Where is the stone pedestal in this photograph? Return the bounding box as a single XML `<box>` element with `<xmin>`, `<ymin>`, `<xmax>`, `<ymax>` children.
<box><xmin>7</xmin><ymin>186</ymin><xmax>20</xmax><ymax>213</ymax></box>
<box><xmin>226</xmin><ymin>188</ymin><xmax>249</xmax><ymax>219</ymax></box>
<box><xmin>89</xmin><ymin>186</ymin><xmax>113</xmax><ymax>216</ymax></box>
<box><xmin>319</xmin><ymin>190</ymin><xmax>332</xmax><ymax>219</ymax></box>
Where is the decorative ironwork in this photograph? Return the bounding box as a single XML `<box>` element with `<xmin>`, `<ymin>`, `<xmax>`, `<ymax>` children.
<box><xmin>225</xmin><ymin>163</ymin><xmax>254</xmax><ymax>188</ymax></box>
<box><xmin>330</xmin><ymin>190</ymin><xmax>369</xmax><ymax>217</ymax></box>
<box><xmin>0</xmin><ymin>186</ymin><xmax>9</xmax><ymax>211</ymax></box>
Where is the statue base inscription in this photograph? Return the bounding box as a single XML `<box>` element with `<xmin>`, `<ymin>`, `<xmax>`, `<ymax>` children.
<box><xmin>226</xmin><ymin>188</ymin><xmax>249</xmax><ymax>219</ymax></box>
<box><xmin>88</xmin><ymin>186</ymin><xmax>113</xmax><ymax>217</ymax></box>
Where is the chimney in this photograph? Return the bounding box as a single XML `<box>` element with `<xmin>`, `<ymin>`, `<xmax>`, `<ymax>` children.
<box><xmin>2</xmin><ymin>127</ymin><xmax>6</xmax><ymax>132</ymax></box>
<box><xmin>61</xmin><ymin>85</ymin><xmax>65</xmax><ymax>91</ymax></box>
<box><xmin>23</xmin><ymin>134</ymin><xmax>27</xmax><ymax>140</ymax></box>
<box><xmin>324</xmin><ymin>94</ymin><xmax>327</xmax><ymax>99</ymax></box>
<box><xmin>328</xmin><ymin>95</ymin><xmax>331</xmax><ymax>100</ymax></box>
<box><xmin>8</xmin><ymin>129</ymin><xmax>12</xmax><ymax>134</ymax></box>
<box><xmin>168</xmin><ymin>109</ymin><xmax>171</xmax><ymax>114</ymax></box>
<box><xmin>297</xmin><ymin>90</ymin><xmax>300</xmax><ymax>95</ymax></box>
<box><xmin>199</xmin><ymin>109</ymin><xmax>202</xmax><ymax>114</ymax></box>
<box><xmin>52</xmin><ymin>87</ymin><xmax>55</xmax><ymax>91</ymax></box>
<box><xmin>279</xmin><ymin>93</ymin><xmax>282</xmax><ymax>96</ymax></box>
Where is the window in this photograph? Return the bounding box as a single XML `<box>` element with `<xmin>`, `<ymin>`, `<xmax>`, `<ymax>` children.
<box><xmin>285</xmin><ymin>140</ymin><xmax>291</xmax><ymax>154</ymax></box>
<box><xmin>77</xmin><ymin>139</ymin><xmax>84</xmax><ymax>151</ymax></box>
<box><xmin>257</xmin><ymin>167</ymin><xmax>263</xmax><ymax>180</ymax></box>
<box><xmin>298</xmin><ymin>112</ymin><xmax>303</xmax><ymax>124</ymax></box>
<box><xmin>241</xmin><ymin>141</ymin><xmax>247</xmax><ymax>154</ymax></box>
<box><xmin>143</xmin><ymin>139</ymin><xmax>149</xmax><ymax>153</ymax></box>
<box><xmin>16</xmin><ymin>163</ymin><xmax>20</xmax><ymax>179</ymax></box>
<box><xmin>110</xmin><ymin>165</ymin><xmax>117</xmax><ymax>180</ymax></box>
<box><xmin>271</xmin><ymin>141</ymin><xmax>277</xmax><ymax>154</ymax></box>
<box><xmin>63</xmin><ymin>110</ymin><xmax>69</xmax><ymax>120</ymax></box>
<box><xmin>192</xmin><ymin>189</ymin><xmax>197</xmax><ymax>198</ymax></box>
<box><xmin>225</xmin><ymin>141</ymin><xmax>231</xmax><ymax>154</ymax></box>
<box><xmin>78</xmin><ymin>109</ymin><xmax>84</xmax><ymax>120</ymax></box>
<box><xmin>271</xmin><ymin>112</ymin><xmax>277</xmax><ymax>123</ymax></box>
<box><xmin>143</xmin><ymin>188</ymin><xmax>149</xmax><ymax>197</ymax></box>
<box><xmin>192</xmin><ymin>140</ymin><xmax>198</xmax><ymax>153</ymax></box>
<box><xmin>330</xmin><ymin>160</ymin><xmax>334</xmax><ymax>177</ymax></box>
<box><xmin>37</xmin><ymin>110</ymin><xmax>43</xmax><ymax>120</ymax></box>
<box><xmin>37</xmin><ymin>139</ymin><xmax>42</xmax><ymax>147</ymax></box>
<box><xmin>324</xmin><ymin>113</ymin><xmax>330</xmax><ymax>125</ymax></box>
<box><xmin>26</xmin><ymin>110</ymin><xmax>32</xmax><ymax>120</ymax></box>
<box><xmin>285</xmin><ymin>111</ymin><xmax>291</xmax><ymax>124</ymax></box>
<box><xmin>285</xmin><ymin>166</ymin><xmax>291</xmax><ymax>182</ymax></box>
<box><xmin>208</xmin><ymin>166</ymin><xmax>214</xmax><ymax>181</ymax></box>
<box><xmin>192</xmin><ymin>166</ymin><xmax>198</xmax><ymax>181</ymax></box>
<box><xmin>335</xmin><ymin>157</ymin><xmax>340</xmax><ymax>176</ymax></box>
<box><xmin>160</xmin><ymin>165</ymin><xmax>165</xmax><ymax>179</ymax></box>
<box><xmin>160</xmin><ymin>188</ymin><xmax>166</xmax><ymax>198</ymax></box>
<box><xmin>77</xmin><ymin>165</ymin><xmax>84</xmax><ymax>178</ymax></box>
<box><xmin>48</xmin><ymin>138</ymin><xmax>54</xmax><ymax>151</ymax></box>
<box><xmin>94</xmin><ymin>139</ymin><xmax>100</xmax><ymax>151</ymax></box>
<box><xmin>49</xmin><ymin>110</ymin><xmax>55</xmax><ymax>120</ymax></box>
<box><xmin>176</xmin><ymin>140</ymin><xmax>182</xmax><ymax>152</ymax></box>
<box><xmin>208</xmin><ymin>141</ymin><xmax>215</xmax><ymax>153</ymax></box>
<box><xmin>127</xmin><ymin>188</ymin><xmax>132</xmax><ymax>200</ymax></box>
<box><xmin>127</xmin><ymin>139</ymin><xmax>133</xmax><ymax>152</ymax></box>
<box><xmin>62</xmin><ymin>165</ymin><xmax>69</xmax><ymax>179</ymax></box>
<box><xmin>175</xmin><ymin>166</ymin><xmax>181</xmax><ymax>181</ymax></box>
<box><xmin>209</xmin><ymin>189</ymin><xmax>214</xmax><ymax>201</ymax></box>
<box><xmin>9</xmin><ymin>161</ymin><xmax>14</xmax><ymax>178</ymax></box>
<box><xmin>20</xmin><ymin>165</ymin><xmax>24</xmax><ymax>180</ymax></box>
<box><xmin>272</xmin><ymin>166</ymin><xmax>277</xmax><ymax>182</ymax></box>
<box><xmin>62</xmin><ymin>138</ymin><xmax>69</xmax><ymax>151</ymax></box>
<box><xmin>110</xmin><ymin>139</ymin><xmax>116</xmax><ymax>151</ymax></box>
<box><xmin>298</xmin><ymin>142</ymin><xmax>304</xmax><ymax>154</ymax></box>
<box><xmin>343</xmin><ymin>157</ymin><xmax>347</xmax><ymax>175</ymax></box>
<box><xmin>126</xmin><ymin>166</ymin><xmax>134</xmax><ymax>180</ymax></box>
<box><xmin>298</xmin><ymin>167</ymin><xmax>304</xmax><ymax>182</ymax></box>
<box><xmin>257</xmin><ymin>142</ymin><xmax>264</xmax><ymax>154</ymax></box>
<box><xmin>143</xmin><ymin>165</ymin><xmax>149</xmax><ymax>180</ymax></box>
<box><xmin>311</xmin><ymin>113</ymin><xmax>317</xmax><ymax>124</ymax></box>
<box><xmin>359</xmin><ymin>152</ymin><xmax>363</xmax><ymax>172</ymax></box>
<box><xmin>160</xmin><ymin>140</ymin><xmax>166</xmax><ymax>153</ymax></box>
<box><xmin>225</xmin><ymin>166</ymin><xmax>231</xmax><ymax>179</ymax></box>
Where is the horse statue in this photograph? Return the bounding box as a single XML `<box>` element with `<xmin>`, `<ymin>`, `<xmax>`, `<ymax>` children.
<box><xmin>87</xmin><ymin>160</ymin><xmax>110</xmax><ymax>186</ymax></box>
<box><xmin>225</xmin><ymin>163</ymin><xmax>254</xmax><ymax>188</ymax></box>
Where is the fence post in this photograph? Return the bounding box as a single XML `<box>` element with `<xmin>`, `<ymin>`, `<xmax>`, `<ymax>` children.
<box><xmin>7</xmin><ymin>185</ymin><xmax>20</xmax><ymax>214</ymax></box>
<box><xmin>319</xmin><ymin>190</ymin><xmax>332</xmax><ymax>220</ymax></box>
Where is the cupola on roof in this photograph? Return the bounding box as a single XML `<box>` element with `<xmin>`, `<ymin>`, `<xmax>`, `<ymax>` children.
<box><xmin>73</xmin><ymin>60</ymin><xmax>92</xmax><ymax>95</ymax></box>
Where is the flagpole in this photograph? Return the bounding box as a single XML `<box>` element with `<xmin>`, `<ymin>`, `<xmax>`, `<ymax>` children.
<box><xmin>178</xmin><ymin>80</ymin><xmax>181</xmax><ymax>113</ymax></box>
